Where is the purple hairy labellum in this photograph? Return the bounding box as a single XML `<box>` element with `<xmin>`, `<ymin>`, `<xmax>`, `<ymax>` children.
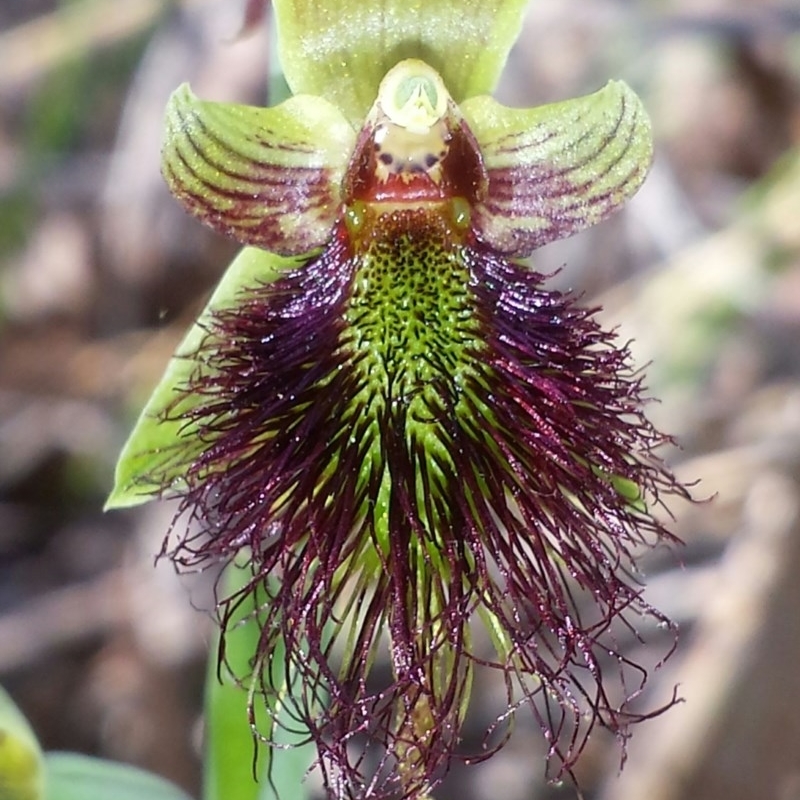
<box><xmin>108</xmin><ymin>8</ymin><xmax>691</xmax><ymax>799</ymax></box>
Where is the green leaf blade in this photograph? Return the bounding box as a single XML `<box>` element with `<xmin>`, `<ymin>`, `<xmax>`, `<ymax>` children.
<box><xmin>106</xmin><ymin>247</ymin><xmax>300</xmax><ymax>510</ymax></box>
<box><xmin>0</xmin><ymin>686</ymin><xmax>44</xmax><ymax>800</ymax></box>
<box><xmin>44</xmin><ymin>753</ymin><xmax>194</xmax><ymax>800</ymax></box>
<box><xmin>203</xmin><ymin>561</ymin><xmax>266</xmax><ymax>800</ymax></box>
<box><xmin>204</xmin><ymin>562</ymin><xmax>315</xmax><ymax>800</ymax></box>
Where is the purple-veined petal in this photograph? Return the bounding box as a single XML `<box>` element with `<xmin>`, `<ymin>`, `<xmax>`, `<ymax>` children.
<box><xmin>162</xmin><ymin>84</ymin><xmax>355</xmax><ymax>254</ymax></box>
<box><xmin>462</xmin><ymin>80</ymin><xmax>653</xmax><ymax>256</ymax></box>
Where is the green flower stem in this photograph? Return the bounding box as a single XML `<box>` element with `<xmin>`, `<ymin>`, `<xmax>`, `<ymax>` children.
<box><xmin>394</xmin><ymin>692</ymin><xmax>437</xmax><ymax>800</ymax></box>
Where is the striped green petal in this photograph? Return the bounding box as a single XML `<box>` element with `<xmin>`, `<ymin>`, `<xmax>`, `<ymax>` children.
<box><xmin>462</xmin><ymin>80</ymin><xmax>653</xmax><ymax>257</ymax></box>
<box><xmin>162</xmin><ymin>84</ymin><xmax>355</xmax><ymax>255</ymax></box>
<box><xmin>273</xmin><ymin>0</ymin><xmax>529</xmax><ymax>126</ymax></box>
<box><xmin>105</xmin><ymin>247</ymin><xmax>299</xmax><ymax>510</ymax></box>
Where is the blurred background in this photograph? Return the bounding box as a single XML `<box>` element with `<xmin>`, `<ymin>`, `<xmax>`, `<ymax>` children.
<box><xmin>1</xmin><ymin>1</ymin><xmax>799</xmax><ymax>799</ymax></box>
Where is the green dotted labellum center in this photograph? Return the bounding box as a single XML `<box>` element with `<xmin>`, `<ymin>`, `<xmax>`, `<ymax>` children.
<box><xmin>342</xmin><ymin>201</ymin><xmax>485</xmax><ymax>507</ymax></box>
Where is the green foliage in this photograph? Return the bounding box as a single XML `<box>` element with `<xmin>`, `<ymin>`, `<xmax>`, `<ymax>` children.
<box><xmin>1</xmin><ymin>644</ymin><xmax>314</xmax><ymax>800</ymax></box>
<box><xmin>44</xmin><ymin>753</ymin><xmax>193</xmax><ymax>800</ymax></box>
<box><xmin>0</xmin><ymin>686</ymin><xmax>192</xmax><ymax>800</ymax></box>
<box><xmin>0</xmin><ymin>686</ymin><xmax>44</xmax><ymax>800</ymax></box>
<box><xmin>106</xmin><ymin>247</ymin><xmax>295</xmax><ymax>509</ymax></box>
<box><xmin>204</xmin><ymin>561</ymin><xmax>315</xmax><ymax>800</ymax></box>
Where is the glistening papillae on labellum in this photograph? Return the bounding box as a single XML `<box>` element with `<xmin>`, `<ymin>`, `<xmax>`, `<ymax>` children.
<box><xmin>108</xmin><ymin>3</ymin><xmax>688</xmax><ymax>798</ymax></box>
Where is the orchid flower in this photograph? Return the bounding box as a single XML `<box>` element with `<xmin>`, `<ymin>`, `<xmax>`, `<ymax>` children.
<box><xmin>107</xmin><ymin>1</ymin><xmax>687</xmax><ymax>798</ymax></box>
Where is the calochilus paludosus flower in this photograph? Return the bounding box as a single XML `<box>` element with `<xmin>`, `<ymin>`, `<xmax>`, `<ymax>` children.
<box><xmin>107</xmin><ymin>1</ymin><xmax>690</xmax><ymax>798</ymax></box>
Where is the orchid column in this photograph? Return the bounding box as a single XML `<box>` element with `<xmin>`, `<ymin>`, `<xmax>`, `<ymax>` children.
<box><xmin>107</xmin><ymin>2</ymin><xmax>688</xmax><ymax>798</ymax></box>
